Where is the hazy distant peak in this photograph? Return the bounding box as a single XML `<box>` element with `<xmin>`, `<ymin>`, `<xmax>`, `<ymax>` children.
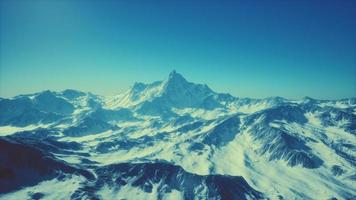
<box><xmin>131</xmin><ymin>82</ymin><xmax>147</xmax><ymax>91</ymax></box>
<box><xmin>167</xmin><ymin>70</ymin><xmax>187</xmax><ymax>84</ymax></box>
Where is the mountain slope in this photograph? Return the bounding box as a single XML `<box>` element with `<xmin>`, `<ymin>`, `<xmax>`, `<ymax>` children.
<box><xmin>0</xmin><ymin>137</ymin><xmax>264</xmax><ymax>200</ymax></box>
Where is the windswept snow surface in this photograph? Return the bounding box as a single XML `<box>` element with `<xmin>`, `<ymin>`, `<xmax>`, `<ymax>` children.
<box><xmin>0</xmin><ymin>71</ymin><xmax>355</xmax><ymax>199</ymax></box>
<box><xmin>0</xmin><ymin>176</ymin><xmax>85</xmax><ymax>200</ymax></box>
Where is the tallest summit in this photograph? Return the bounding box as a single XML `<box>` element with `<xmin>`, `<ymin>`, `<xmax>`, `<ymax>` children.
<box><xmin>167</xmin><ymin>70</ymin><xmax>187</xmax><ymax>84</ymax></box>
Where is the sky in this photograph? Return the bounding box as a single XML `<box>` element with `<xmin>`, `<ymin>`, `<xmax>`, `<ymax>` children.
<box><xmin>1</xmin><ymin>0</ymin><xmax>355</xmax><ymax>99</ymax></box>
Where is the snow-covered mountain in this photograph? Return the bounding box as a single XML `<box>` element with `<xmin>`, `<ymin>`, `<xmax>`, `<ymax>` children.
<box><xmin>0</xmin><ymin>71</ymin><xmax>355</xmax><ymax>200</ymax></box>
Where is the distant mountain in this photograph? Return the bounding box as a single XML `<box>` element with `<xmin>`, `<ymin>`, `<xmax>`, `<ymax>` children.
<box><xmin>0</xmin><ymin>71</ymin><xmax>355</xmax><ymax>199</ymax></box>
<box><xmin>106</xmin><ymin>70</ymin><xmax>235</xmax><ymax>111</ymax></box>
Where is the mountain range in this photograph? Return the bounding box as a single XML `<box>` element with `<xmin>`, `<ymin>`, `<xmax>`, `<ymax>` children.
<box><xmin>0</xmin><ymin>71</ymin><xmax>355</xmax><ymax>200</ymax></box>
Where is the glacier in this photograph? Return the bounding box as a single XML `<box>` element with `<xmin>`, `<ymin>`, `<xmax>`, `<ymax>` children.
<box><xmin>0</xmin><ymin>71</ymin><xmax>355</xmax><ymax>200</ymax></box>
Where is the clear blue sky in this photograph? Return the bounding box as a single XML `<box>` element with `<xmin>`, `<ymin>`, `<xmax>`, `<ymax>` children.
<box><xmin>1</xmin><ymin>0</ymin><xmax>355</xmax><ymax>99</ymax></box>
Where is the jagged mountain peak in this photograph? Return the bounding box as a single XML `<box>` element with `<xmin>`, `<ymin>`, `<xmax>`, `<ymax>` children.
<box><xmin>131</xmin><ymin>82</ymin><xmax>147</xmax><ymax>91</ymax></box>
<box><xmin>167</xmin><ymin>70</ymin><xmax>187</xmax><ymax>83</ymax></box>
<box><xmin>107</xmin><ymin>71</ymin><xmax>224</xmax><ymax>110</ymax></box>
<box><xmin>162</xmin><ymin>71</ymin><xmax>214</xmax><ymax>95</ymax></box>
<box><xmin>61</xmin><ymin>89</ymin><xmax>86</xmax><ymax>100</ymax></box>
<box><xmin>130</xmin><ymin>70</ymin><xmax>188</xmax><ymax>92</ymax></box>
<box><xmin>163</xmin><ymin>70</ymin><xmax>190</xmax><ymax>91</ymax></box>
<box><xmin>302</xmin><ymin>96</ymin><xmax>316</xmax><ymax>102</ymax></box>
